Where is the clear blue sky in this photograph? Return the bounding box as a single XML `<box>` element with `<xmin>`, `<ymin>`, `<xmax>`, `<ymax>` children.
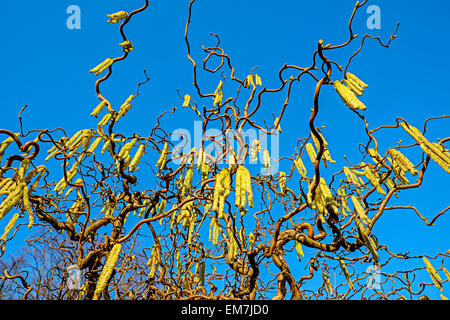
<box><xmin>0</xmin><ymin>0</ymin><xmax>449</xmax><ymax>299</ymax></box>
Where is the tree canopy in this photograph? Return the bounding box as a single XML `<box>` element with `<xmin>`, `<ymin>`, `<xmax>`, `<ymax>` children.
<box><xmin>0</xmin><ymin>0</ymin><xmax>449</xmax><ymax>300</ymax></box>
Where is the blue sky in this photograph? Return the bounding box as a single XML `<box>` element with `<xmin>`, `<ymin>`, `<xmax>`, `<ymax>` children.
<box><xmin>0</xmin><ymin>0</ymin><xmax>449</xmax><ymax>299</ymax></box>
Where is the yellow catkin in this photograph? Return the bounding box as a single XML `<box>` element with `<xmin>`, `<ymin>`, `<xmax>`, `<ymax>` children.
<box><xmin>339</xmin><ymin>259</ymin><xmax>355</xmax><ymax>290</ymax></box>
<box><xmin>388</xmin><ymin>156</ymin><xmax>409</xmax><ymax>185</ymax></box>
<box><xmin>274</xmin><ymin>117</ymin><xmax>282</xmax><ymax>133</ymax></box>
<box><xmin>263</xmin><ymin>150</ymin><xmax>271</xmax><ymax>169</ymax></box>
<box><xmin>0</xmin><ymin>183</ymin><xmax>25</xmax><ymax>222</ymax></box>
<box><xmin>22</xmin><ymin>185</ymin><xmax>34</xmax><ymax>229</ymax></box>
<box><xmin>400</xmin><ymin>122</ymin><xmax>450</xmax><ymax>174</ymax></box>
<box><xmin>212</xmin><ymin>168</ymin><xmax>231</xmax><ymax>218</ymax></box>
<box><xmin>73</xmin><ymin>129</ymin><xmax>93</xmax><ymax>151</ymax></box>
<box><xmin>54</xmin><ymin>162</ymin><xmax>78</xmax><ymax>194</ymax></box>
<box><xmin>93</xmin><ymin>243</ymin><xmax>122</xmax><ymax>300</ymax></box>
<box><xmin>333</xmin><ymin>81</ymin><xmax>367</xmax><ymax>111</ymax></box>
<box><xmin>251</xmin><ymin>140</ymin><xmax>260</xmax><ymax>163</ymax></box>
<box><xmin>294</xmin><ymin>156</ymin><xmax>307</xmax><ymax>178</ymax></box>
<box><xmin>384</xmin><ymin>177</ymin><xmax>395</xmax><ymax>190</ymax></box>
<box><xmin>213</xmin><ymin>81</ymin><xmax>223</xmax><ymax>107</ymax></box>
<box><xmin>306</xmin><ymin>182</ymin><xmax>318</xmax><ymax>210</ymax></box>
<box><xmin>343</xmin><ymin>166</ymin><xmax>361</xmax><ymax>187</ymax></box>
<box><xmin>157</xmin><ymin>198</ymin><xmax>166</xmax><ymax>215</ymax></box>
<box><xmin>248</xmin><ymin>232</ymin><xmax>255</xmax><ymax>251</ymax></box>
<box><xmin>0</xmin><ymin>178</ymin><xmax>12</xmax><ymax>189</ymax></box>
<box><xmin>67</xmin><ymin>130</ymin><xmax>90</xmax><ymax>155</ymax></box>
<box><xmin>198</xmin><ymin>149</ymin><xmax>209</xmax><ymax>179</ymax></box>
<box><xmin>90</xmin><ymin>58</ymin><xmax>113</xmax><ymax>76</ymax></box>
<box><xmin>234</xmin><ymin>166</ymin><xmax>242</xmax><ymax>208</ymax></box>
<box><xmin>25</xmin><ymin>165</ymin><xmax>46</xmax><ymax>181</ymax></box>
<box><xmin>238</xmin><ymin>227</ymin><xmax>245</xmax><ymax>244</ymax></box>
<box><xmin>117</xmin><ymin>95</ymin><xmax>134</xmax><ymax>120</ymax></box>
<box><xmin>423</xmin><ymin>257</ymin><xmax>443</xmax><ymax>291</ymax></box>
<box><xmin>344</xmin><ymin>79</ymin><xmax>363</xmax><ymax>96</ymax></box>
<box><xmin>47</xmin><ymin>135</ymin><xmax>73</xmax><ymax>160</ymax></box>
<box><xmin>101</xmin><ymin>137</ymin><xmax>112</xmax><ymax>155</ymax></box>
<box><xmin>235</xmin><ymin>165</ymin><xmax>253</xmax><ymax>211</ymax></box>
<box><xmin>246</xmin><ymin>74</ymin><xmax>255</xmax><ymax>88</ymax></box>
<box><xmin>182</xmin><ymin>94</ymin><xmax>191</xmax><ymax>107</ymax></box>
<box><xmin>97</xmin><ymin>113</ymin><xmax>112</xmax><ymax>127</ymax></box>
<box><xmin>213</xmin><ymin>220</ymin><xmax>220</xmax><ymax>245</ymax></box>
<box><xmin>17</xmin><ymin>159</ymin><xmax>31</xmax><ymax>181</ymax></box>
<box><xmin>208</xmin><ymin>219</ymin><xmax>214</xmax><ymax>241</ymax></box>
<box><xmin>227</xmin><ymin>233</ymin><xmax>239</xmax><ymax>262</ymax></box>
<box><xmin>45</xmin><ymin>146</ymin><xmax>61</xmax><ymax>161</ymax></box>
<box><xmin>87</xmin><ymin>137</ymin><xmax>102</xmax><ymax>154</ymax></box>
<box><xmin>346</xmin><ymin>73</ymin><xmax>368</xmax><ymax>88</ymax></box>
<box><xmin>181</xmin><ymin>167</ymin><xmax>194</xmax><ymax>197</ymax></box>
<box><xmin>443</xmin><ymin>268</ymin><xmax>450</xmax><ymax>282</ymax></box>
<box><xmin>0</xmin><ymin>179</ymin><xmax>14</xmax><ymax>195</ymax></box>
<box><xmin>177</xmin><ymin>201</ymin><xmax>193</xmax><ymax>226</ymax></box>
<box><xmin>244</xmin><ymin>168</ymin><xmax>253</xmax><ymax>208</ymax></box>
<box><xmin>67</xmin><ymin>130</ymin><xmax>88</xmax><ymax>149</ymax></box>
<box><xmin>305</xmin><ymin>143</ymin><xmax>317</xmax><ymax>163</ymax></box>
<box><xmin>128</xmin><ymin>144</ymin><xmax>145</xmax><ymax>172</ymax></box>
<box><xmin>65</xmin><ymin>178</ymin><xmax>84</xmax><ymax>197</ymax></box>
<box><xmin>255</xmin><ymin>74</ymin><xmax>262</xmax><ymax>86</ymax></box>
<box><xmin>208</xmin><ymin>217</ymin><xmax>220</xmax><ymax>245</ymax></box>
<box><xmin>187</xmin><ymin>147</ymin><xmax>196</xmax><ymax>166</ymax></box>
<box><xmin>201</xmin><ymin>162</ymin><xmax>209</xmax><ymax>180</ymax></box>
<box><xmin>196</xmin><ymin>261</ymin><xmax>205</xmax><ymax>286</ymax></box>
<box><xmin>361</xmin><ymin>162</ymin><xmax>386</xmax><ymax>195</ymax></box>
<box><xmin>0</xmin><ymin>213</ymin><xmax>20</xmax><ymax>241</ymax></box>
<box><xmin>197</xmin><ymin>148</ymin><xmax>204</xmax><ymax>171</ymax></box>
<box><xmin>295</xmin><ymin>240</ymin><xmax>304</xmax><ymax>260</ymax></box>
<box><xmin>80</xmin><ymin>131</ymin><xmax>94</xmax><ymax>153</ymax></box>
<box><xmin>90</xmin><ymin>100</ymin><xmax>107</xmax><ymax>117</ymax></box>
<box><xmin>102</xmin><ymin>199</ymin><xmax>115</xmax><ymax>218</ymax></box>
<box><xmin>75</xmin><ymin>282</ymin><xmax>87</xmax><ymax>300</ymax></box>
<box><xmin>355</xmin><ymin>218</ymin><xmax>379</xmax><ymax>266</ymax></box>
<box><xmin>338</xmin><ymin>188</ymin><xmax>350</xmax><ymax>215</ymax></box>
<box><xmin>279</xmin><ymin>171</ymin><xmax>286</xmax><ymax>194</ymax></box>
<box><xmin>420</xmin><ymin>143</ymin><xmax>450</xmax><ymax>174</ymax></box>
<box><xmin>107</xmin><ymin>11</ymin><xmax>128</xmax><ymax>23</ymax></box>
<box><xmin>115</xmin><ymin>107</ymin><xmax>130</xmax><ymax>123</ymax></box>
<box><xmin>187</xmin><ymin>212</ymin><xmax>196</xmax><ymax>245</ymax></box>
<box><xmin>118</xmin><ymin>138</ymin><xmax>137</xmax><ymax>160</ymax></box>
<box><xmin>312</xmin><ymin>132</ymin><xmax>336</xmax><ymax>164</ymax></box>
<box><xmin>317</xmin><ymin>178</ymin><xmax>338</xmax><ymax>216</ymax></box>
<box><xmin>45</xmin><ymin>141</ymin><xmax>58</xmax><ymax>155</ymax></box>
<box><xmin>322</xmin><ymin>271</ymin><xmax>333</xmax><ymax>296</ymax></box>
<box><xmin>156</xmin><ymin>142</ymin><xmax>169</xmax><ymax>171</ymax></box>
<box><xmin>138</xmin><ymin>198</ymin><xmax>149</xmax><ymax>217</ymax></box>
<box><xmin>351</xmin><ymin>195</ymin><xmax>371</xmax><ymax>225</ymax></box>
<box><xmin>388</xmin><ymin>149</ymin><xmax>418</xmax><ymax>176</ymax></box>
<box><xmin>0</xmin><ymin>137</ymin><xmax>14</xmax><ymax>160</ymax></box>
<box><xmin>227</xmin><ymin>148</ymin><xmax>236</xmax><ymax>168</ymax></box>
<box><xmin>119</xmin><ymin>40</ymin><xmax>133</xmax><ymax>53</ymax></box>
<box><xmin>367</xmin><ymin>148</ymin><xmax>384</xmax><ymax>167</ymax></box>
<box><xmin>307</xmin><ymin>177</ymin><xmax>335</xmax><ymax>216</ymax></box>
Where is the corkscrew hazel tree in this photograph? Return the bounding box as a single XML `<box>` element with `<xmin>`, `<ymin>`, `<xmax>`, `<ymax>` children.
<box><xmin>0</xmin><ymin>0</ymin><xmax>449</xmax><ymax>300</ymax></box>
